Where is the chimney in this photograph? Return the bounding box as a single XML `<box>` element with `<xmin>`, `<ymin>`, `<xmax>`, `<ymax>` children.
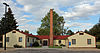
<box><xmin>50</xmin><ymin>9</ymin><xmax>53</xmax><ymax>47</ymax></box>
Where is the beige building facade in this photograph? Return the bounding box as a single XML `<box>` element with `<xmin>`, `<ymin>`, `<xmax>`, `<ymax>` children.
<box><xmin>2</xmin><ymin>30</ymin><xmax>96</xmax><ymax>48</ymax></box>
<box><xmin>68</xmin><ymin>32</ymin><xmax>96</xmax><ymax>48</ymax></box>
<box><xmin>3</xmin><ymin>30</ymin><xmax>37</xmax><ymax>48</ymax></box>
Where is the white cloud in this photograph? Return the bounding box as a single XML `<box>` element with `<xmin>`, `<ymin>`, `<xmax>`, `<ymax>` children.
<box><xmin>22</xmin><ymin>15</ymin><xmax>30</xmax><ymax>18</ymax></box>
<box><xmin>63</xmin><ymin>0</ymin><xmax>100</xmax><ymax>20</ymax></box>
<box><xmin>0</xmin><ymin>0</ymin><xmax>33</xmax><ymax>32</ymax></box>
<box><xmin>0</xmin><ymin>0</ymin><xmax>100</xmax><ymax>34</ymax></box>
<box><xmin>18</xmin><ymin>24</ymin><xmax>40</xmax><ymax>34</ymax></box>
<box><xmin>16</xmin><ymin>0</ymin><xmax>84</xmax><ymax>21</ymax></box>
<box><xmin>65</xmin><ymin>22</ymin><xmax>94</xmax><ymax>32</ymax></box>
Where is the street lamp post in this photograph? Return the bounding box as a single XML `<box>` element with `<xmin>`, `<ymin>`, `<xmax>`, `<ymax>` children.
<box><xmin>3</xmin><ymin>3</ymin><xmax>9</xmax><ymax>50</ymax></box>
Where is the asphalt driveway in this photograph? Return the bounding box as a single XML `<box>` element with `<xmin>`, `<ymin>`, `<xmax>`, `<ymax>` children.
<box><xmin>0</xmin><ymin>48</ymin><xmax>100</xmax><ymax>53</ymax></box>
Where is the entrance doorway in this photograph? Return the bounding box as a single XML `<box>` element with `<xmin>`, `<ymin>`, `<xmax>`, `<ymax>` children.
<box><xmin>43</xmin><ymin>40</ymin><xmax>48</xmax><ymax>46</ymax></box>
<box><xmin>0</xmin><ymin>43</ymin><xmax>2</xmax><ymax>48</ymax></box>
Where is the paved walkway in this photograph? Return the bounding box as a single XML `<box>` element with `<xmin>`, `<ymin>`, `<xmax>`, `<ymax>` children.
<box><xmin>0</xmin><ymin>48</ymin><xmax>16</xmax><ymax>52</ymax></box>
<box><xmin>0</xmin><ymin>48</ymin><xmax>100</xmax><ymax>53</ymax></box>
<box><xmin>42</xmin><ymin>46</ymin><xmax>48</xmax><ymax>48</ymax></box>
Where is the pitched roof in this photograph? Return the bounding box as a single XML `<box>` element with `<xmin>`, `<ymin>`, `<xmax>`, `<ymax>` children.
<box><xmin>17</xmin><ymin>31</ymin><xmax>36</xmax><ymax>37</ymax></box>
<box><xmin>35</xmin><ymin>35</ymin><xmax>49</xmax><ymax>39</ymax></box>
<box><xmin>54</xmin><ymin>35</ymin><xmax>70</xmax><ymax>39</ymax></box>
<box><xmin>33</xmin><ymin>35</ymin><xmax>71</xmax><ymax>39</ymax></box>
<box><xmin>17</xmin><ymin>30</ymin><xmax>71</xmax><ymax>39</ymax></box>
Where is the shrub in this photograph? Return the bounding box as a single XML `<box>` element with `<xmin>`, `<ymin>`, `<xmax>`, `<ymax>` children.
<box><xmin>96</xmin><ymin>45</ymin><xmax>100</xmax><ymax>49</ymax></box>
<box><xmin>13</xmin><ymin>44</ymin><xmax>22</xmax><ymax>48</ymax></box>
<box><xmin>32</xmin><ymin>41</ymin><xmax>39</xmax><ymax>47</ymax></box>
<box><xmin>55</xmin><ymin>45</ymin><xmax>58</xmax><ymax>46</ymax></box>
<box><xmin>49</xmin><ymin>46</ymin><xmax>62</xmax><ymax>48</ymax></box>
<box><xmin>60</xmin><ymin>44</ymin><xmax>65</xmax><ymax>47</ymax></box>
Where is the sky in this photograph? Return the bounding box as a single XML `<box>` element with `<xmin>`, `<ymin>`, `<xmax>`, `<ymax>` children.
<box><xmin>0</xmin><ymin>0</ymin><xmax>100</xmax><ymax>35</ymax></box>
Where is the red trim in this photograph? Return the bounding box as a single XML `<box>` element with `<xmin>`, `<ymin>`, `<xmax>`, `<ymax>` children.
<box><xmin>25</xmin><ymin>36</ymin><xmax>27</xmax><ymax>48</ymax></box>
<box><xmin>69</xmin><ymin>31</ymin><xmax>96</xmax><ymax>38</ymax></box>
<box><xmin>86</xmin><ymin>33</ymin><xmax>96</xmax><ymax>38</ymax></box>
<box><xmin>68</xmin><ymin>39</ymin><xmax>69</xmax><ymax>48</ymax></box>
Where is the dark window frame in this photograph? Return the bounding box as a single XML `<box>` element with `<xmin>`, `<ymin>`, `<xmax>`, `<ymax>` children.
<box><xmin>33</xmin><ymin>39</ymin><xmax>34</xmax><ymax>42</ymax></box>
<box><xmin>87</xmin><ymin>39</ymin><xmax>91</xmax><ymax>44</ymax></box>
<box><xmin>72</xmin><ymin>39</ymin><xmax>76</xmax><ymax>45</ymax></box>
<box><xmin>40</xmin><ymin>40</ymin><xmax>42</xmax><ymax>44</ymax></box>
<box><xmin>6</xmin><ymin>37</ymin><xmax>9</xmax><ymax>42</ymax></box>
<box><xmin>19</xmin><ymin>37</ymin><xmax>22</xmax><ymax>42</ymax></box>
<box><xmin>79</xmin><ymin>33</ymin><xmax>84</xmax><ymax>35</ymax></box>
<box><xmin>59</xmin><ymin>40</ymin><xmax>61</xmax><ymax>44</ymax></box>
<box><xmin>12</xmin><ymin>31</ymin><xmax>16</xmax><ymax>33</ymax></box>
<box><xmin>27</xmin><ymin>37</ymin><xmax>29</xmax><ymax>42</ymax></box>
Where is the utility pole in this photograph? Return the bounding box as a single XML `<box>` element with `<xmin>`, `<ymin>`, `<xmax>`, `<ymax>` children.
<box><xmin>3</xmin><ymin>3</ymin><xmax>9</xmax><ymax>50</ymax></box>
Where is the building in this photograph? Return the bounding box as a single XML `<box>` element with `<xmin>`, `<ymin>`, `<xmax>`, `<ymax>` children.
<box><xmin>2</xmin><ymin>30</ymin><xmax>96</xmax><ymax>48</ymax></box>
<box><xmin>68</xmin><ymin>31</ymin><xmax>96</xmax><ymax>48</ymax></box>
<box><xmin>3</xmin><ymin>30</ymin><xmax>37</xmax><ymax>48</ymax></box>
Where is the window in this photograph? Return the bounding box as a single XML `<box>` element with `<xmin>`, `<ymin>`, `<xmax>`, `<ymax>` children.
<box><xmin>27</xmin><ymin>38</ymin><xmax>29</xmax><ymax>42</ymax></box>
<box><xmin>19</xmin><ymin>37</ymin><xmax>22</xmax><ymax>42</ymax></box>
<box><xmin>12</xmin><ymin>31</ymin><xmax>16</xmax><ymax>33</ymax></box>
<box><xmin>72</xmin><ymin>39</ymin><xmax>76</xmax><ymax>44</ymax></box>
<box><xmin>79</xmin><ymin>33</ymin><xmax>84</xmax><ymax>35</ymax></box>
<box><xmin>6</xmin><ymin>37</ymin><xmax>9</xmax><ymax>42</ymax></box>
<box><xmin>33</xmin><ymin>39</ymin><xmax>34</xmax><ymax>42</ymax></box>
<box><xmin>87</xmin><ymin>39</ymin><xmax>91</xmax><ymax>44</ymax></box>
<box><xmin>40</xmin><ymin>40</ymin><xmax>42</xmax><ymax>44</ymax></box>
<box><xmin>59</xmin><ymin>40</ymin><xmax>61</xmax><ymax>44</ymax></box>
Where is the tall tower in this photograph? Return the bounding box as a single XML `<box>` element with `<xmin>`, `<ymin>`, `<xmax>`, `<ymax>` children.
<box><xmin>50</xmin><ymin>9</ymin><xmax>53</xmax><ymax>47</ymax></box>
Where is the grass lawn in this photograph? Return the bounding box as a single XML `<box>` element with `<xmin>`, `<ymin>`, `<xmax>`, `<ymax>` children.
<box><xmin>96</xmin><ymin>42</ymin><xmax>100</xmax><ymax>45</ymax></box>
<box><xmin>49</xmin><ymin>46</ymin><xmax>62</xmax><ymax>48</ymax></box>
<box><xmin>96</xmin><ymin>42</ymin><xmax>100</xmax><ymax>49</ymax></box>
<box><xmin>32</xmin><ymin>46</ymin><xmax>42</xmax><ymax>48</ymax></box>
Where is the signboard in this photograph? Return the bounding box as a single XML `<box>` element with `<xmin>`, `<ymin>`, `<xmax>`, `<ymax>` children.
<box><xmin>69</xmin><ymin>42</ymin><xmax>71</xmax><ymax>46</ymax></box>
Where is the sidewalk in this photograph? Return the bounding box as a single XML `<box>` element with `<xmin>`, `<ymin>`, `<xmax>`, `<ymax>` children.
<box><xmin>0</xmin><ymin>48</ymin><xmax>100</xmax><ymax>52</ymax></box>
<box><xmin>61</xmin><ymin>48</ymin><xmax>100</xmax><ymax>51</ymax></box>
<box><xmin>0</xmin><ymin>48</ymin><xmax>16</xmax><ymax>52</ymax></box>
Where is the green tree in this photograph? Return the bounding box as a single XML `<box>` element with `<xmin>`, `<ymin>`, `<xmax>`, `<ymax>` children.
<box><xmin>89</xmin><ymin>18</ymin><xmax>100</xmax><ymax>41</ymax></box>
<box><xmin>37</xmin><ymin>10</ymin><xmax>66</xmax><ymax>35</ymax></box>
<box><xmin>0</xmin><ymin>8</ymin><xmax>18</xmax><ymax>35</ymax></box>
<box><xmin>84</xmin><ymin>29</ymin><xmax>89</xmax><ymax>34</ymax></box>
<box><xmin>24</xmin><ymin>30</ymin><xmax>29</xmax><ymax>34</ymax></box>
<box><xmin>66</xmin><ymin>30</ymin><xmax>74</xmax><ymax>35</ymax></box>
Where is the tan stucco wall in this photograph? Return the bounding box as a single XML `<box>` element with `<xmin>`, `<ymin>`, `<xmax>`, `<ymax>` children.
<box><xmin>66</xmin><ymin>40</ymin><xmax>69</xmax><ymax>48</ymax></box>
<box><xmin>54</xmin><ymin>40</ymin><xmax>66</xmax><ymax>46</ymax></box>
<box><xmin>42</xmin><ymin>39</ymin><xmax>48</xmax><ymax>45</ymax></box>
<box><xmin>36</xmin><ymin>39</ymin><xmax>48</xmax><ymax>46</ymax></box>
<box><xmin>26</xmin><ymin>37</ymin><xmax>36</xmax><ymax>47</ymax></box>
<box><xmin>37</xmin><ymin>40</ymin><xmax>41</xmax><ymax>45</ymax></box>
<box><xmin>68</xmin><ymin>32</ymin><xmax>96</xmax><ymax>47</ymax></box>
<box><xmin>3</xmin><ymin>30</ymin><xmax>26</xmax><ymax>48</ymax></box>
